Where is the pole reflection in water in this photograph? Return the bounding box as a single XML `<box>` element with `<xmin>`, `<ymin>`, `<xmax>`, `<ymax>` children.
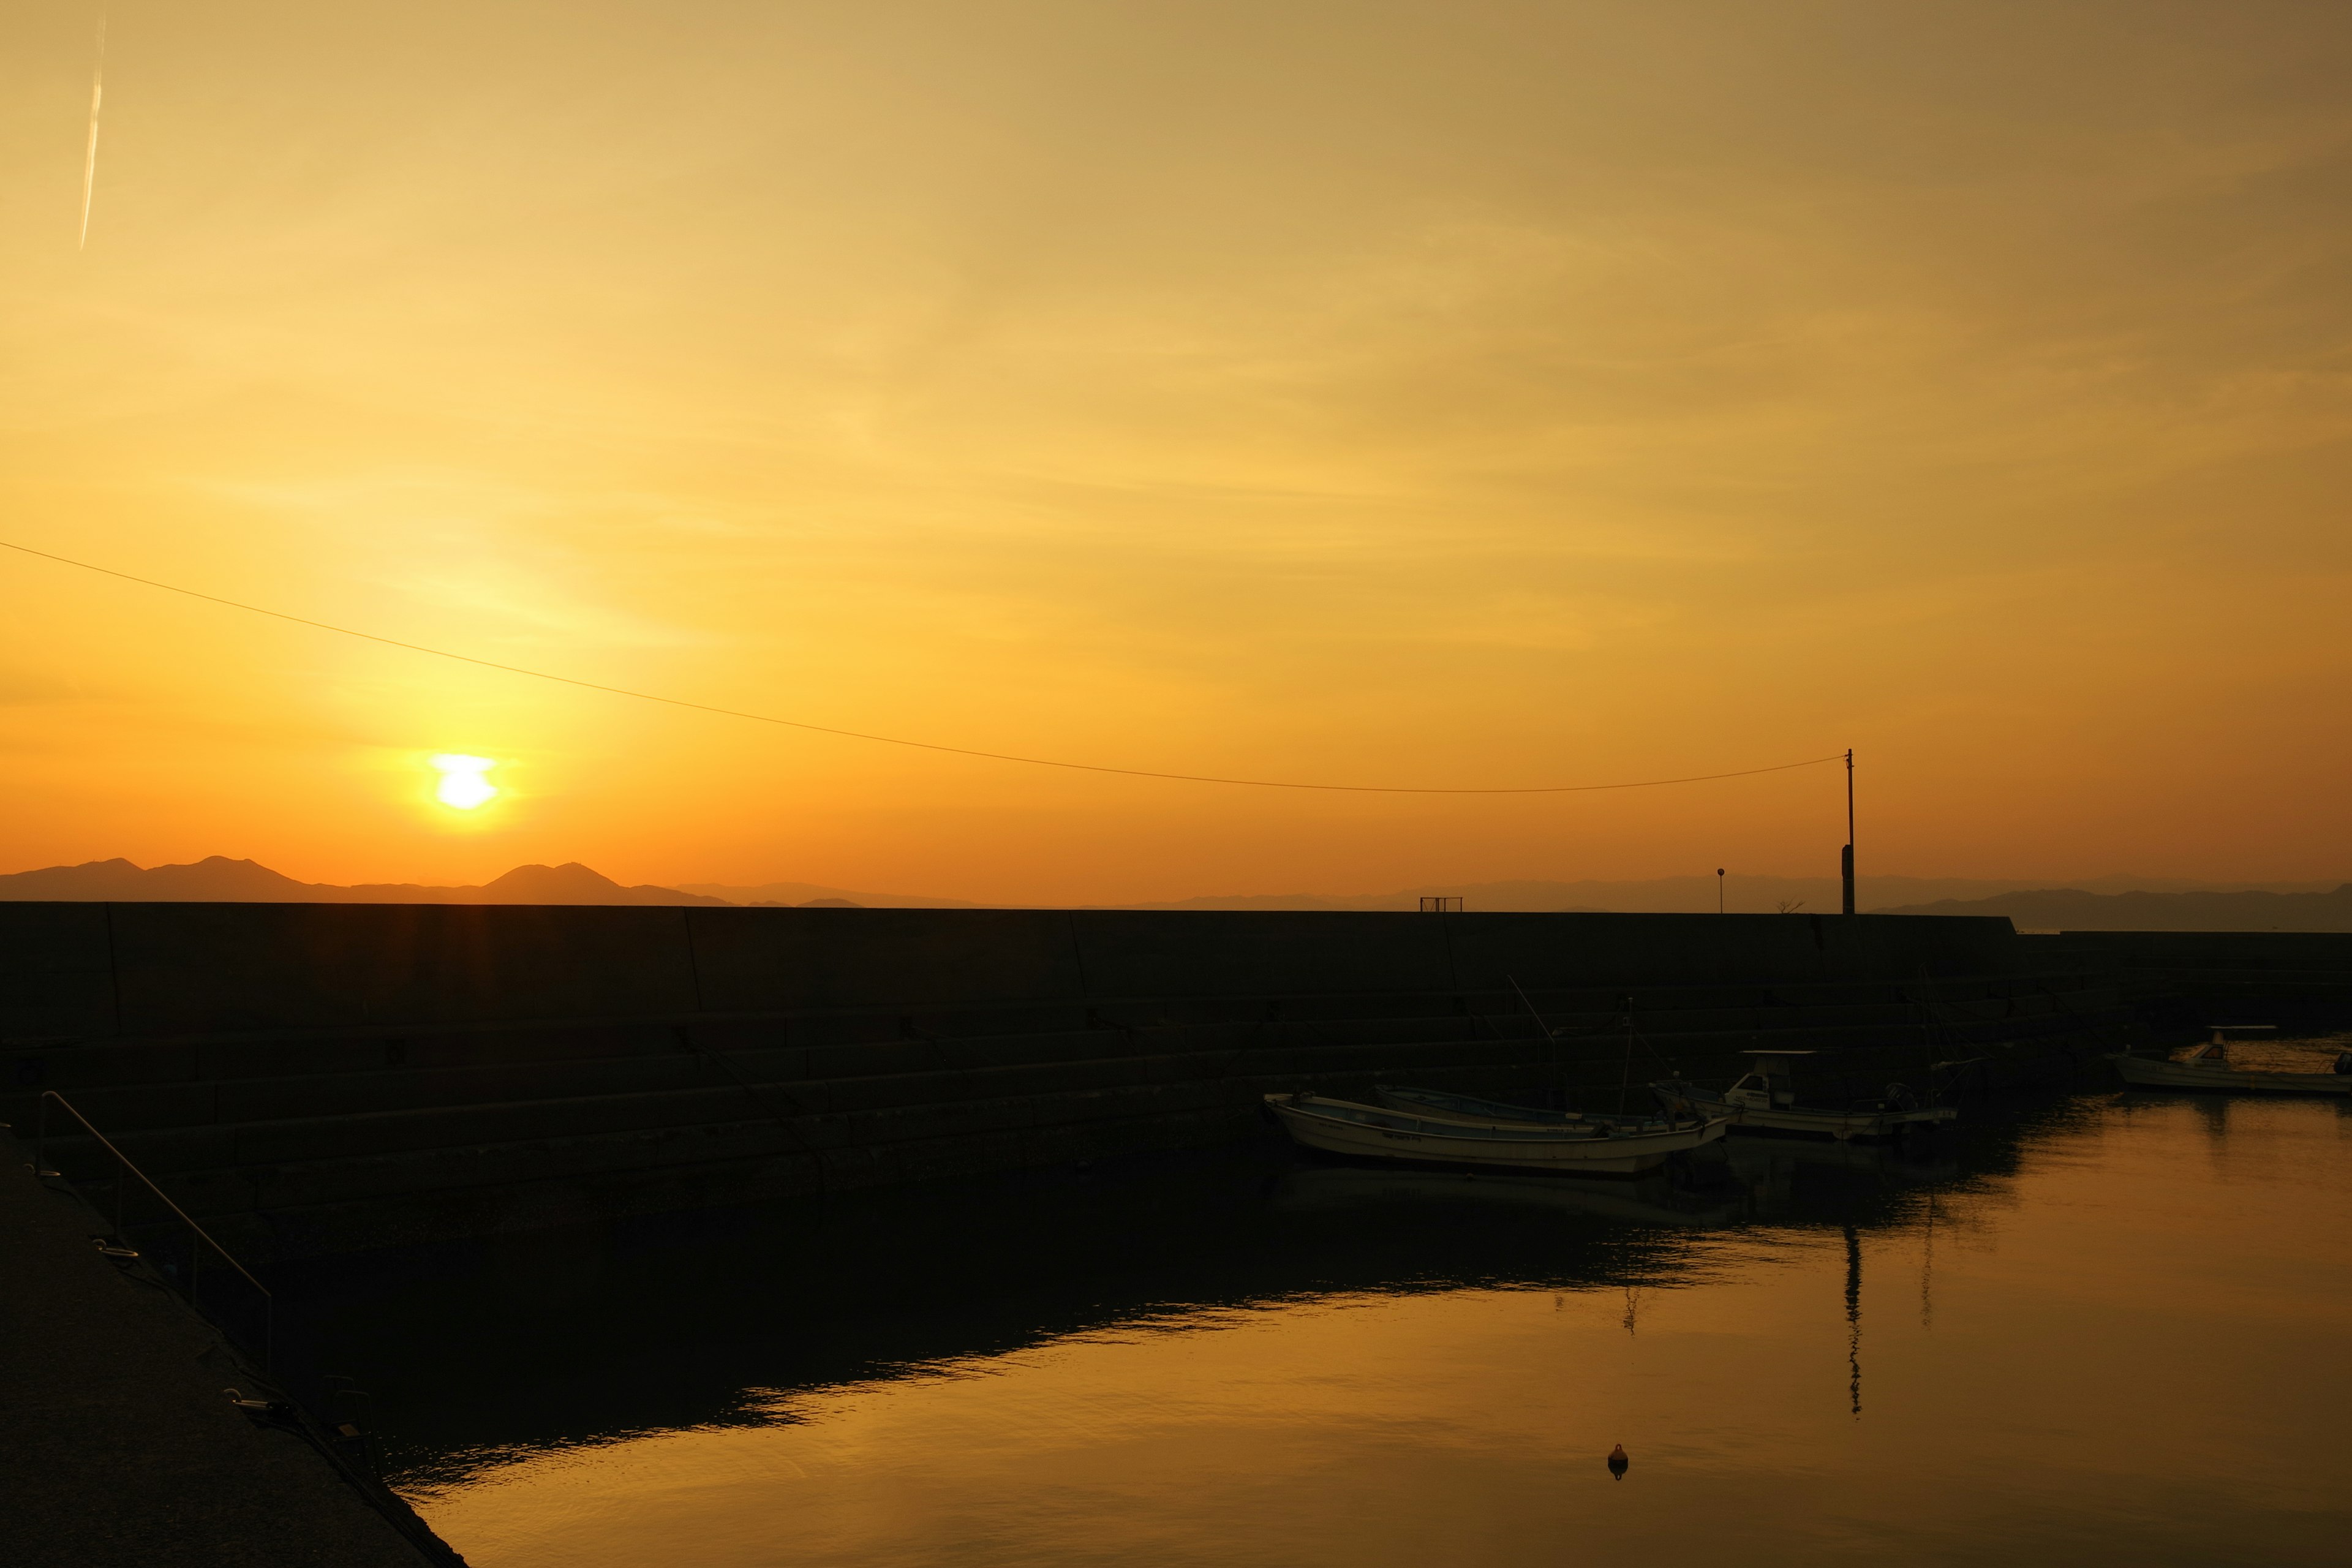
<box><xmin>274</xmin><ymin>1090</ymin><xmax>2352</xmax><ymax>1567</ymax></box>
<box><xmin>1920</xmin><ymin>1193</ymin><xmax>1938</xmax><ymax>1332</ymax></box>
<box><xmin>1842</xmin><ymin>1223</ymin><xmax>1863</xmax><ymax>1419</ymax></box>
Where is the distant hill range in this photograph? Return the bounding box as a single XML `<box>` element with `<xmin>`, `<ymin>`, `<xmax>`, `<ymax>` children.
<box><xmin>0</xmin><ymin>858</ymin><xmax>731</xmax><ymax>907</ymax></box>
<box><xmin>5</xmin><ymin>859</ymin><xmax>2345</xmax><ymax>927</ymax></box>
<box><xmin>1109</xmin><ymin>874</ymin><xmax>2344</xmax><ymax>918</ymax></box>
<box><xmin>1872</xmin><ymin>884</ymin><xmax>2352</xmax><ymax>932</ymax></box>
<box><xmin>674</xmin><ymin>880</ymin><xmax>979</xmax><ymax>910</ymax></box>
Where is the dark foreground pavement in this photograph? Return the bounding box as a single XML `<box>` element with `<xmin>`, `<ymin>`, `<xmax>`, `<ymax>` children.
<box><xmin>1</xmin><ymin>1128</ymin><xmax>451</xmax><ymax>1567</ymax></box>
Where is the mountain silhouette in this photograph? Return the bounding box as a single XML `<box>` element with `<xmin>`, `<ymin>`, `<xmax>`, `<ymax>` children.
<box><xmin>0</xmin><ymin>856</ymin><xmax>312</xmax><ymax>901</ymax></box>
<box><xmin>1872</xmin><ymin>884</ymin><xmax>2352</xmax><ymax>931</ymax></box>
<box><xmin>676</xmin><ymin>879</ymin><xmax>978</xmax><ymax>909</ymax></box>
<box><xmin>0</xmin><ymin>857</ymin><xmax>728</xmax><ymax>907</ymax></box>
<box><xmin>1103</xmin><ymin>874</ymin><xmax>2342</xmax><ymax>916</ymax></box>
<box><xmin>9</xmin><ymin>860</ymin><xmax>2346</xmax><ymax>925</ymax></box>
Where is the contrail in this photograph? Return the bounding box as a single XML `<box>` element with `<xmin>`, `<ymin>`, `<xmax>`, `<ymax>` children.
<box><xmin>78</xmin><ymin>12</ymin><xmax>107</xmax><ymax>249</ymax></box>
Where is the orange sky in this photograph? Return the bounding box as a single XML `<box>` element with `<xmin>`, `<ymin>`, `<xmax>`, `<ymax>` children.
<box><xmin>3</xmin><ymin>1</ymin><xmax>2348</xmax><ymax>902</ymax></box>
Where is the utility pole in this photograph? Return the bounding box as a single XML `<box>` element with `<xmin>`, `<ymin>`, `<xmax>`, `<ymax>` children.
<box><xmin>1841</xmin><ymin>748</ymin><xmax>1856</xmax><ymax>915</ymax></box>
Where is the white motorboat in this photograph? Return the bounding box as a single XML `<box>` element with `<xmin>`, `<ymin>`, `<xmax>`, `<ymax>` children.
<box><xmin>1649</xmin><ymin>1050</ymin><xmax>1957</xmax><ymax>1142</ymax></box>
<box><xmin>2110</xmin><ymin>1026</ymin><xmax>2352</xmax><ymax>1095</ymax></box>
<box><xmin>1373</xmin><ymin>1084</ymin><xmax>1691</xmax><ymax>1133</ymax></box>
<box><xmin>1264</xmin><ymin>1091</ymin><xmax>1728</xmax><ymax>1175</ymax></box>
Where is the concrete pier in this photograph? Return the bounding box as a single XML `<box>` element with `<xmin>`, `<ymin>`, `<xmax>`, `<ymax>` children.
<box><xmin>2</xmin><ymin>903</ymin><xmax>2134</xmax><ymax>1261</ymax></box>
<box><xmin>0</xmin><ymin>1127</ymin><xmax>448</xmax><ymax>1566</ymax></box>
<box><xmin>2021</xmin><ymin>929</ymin><xmax>2352</xmax><ymax>1035</ymax></box>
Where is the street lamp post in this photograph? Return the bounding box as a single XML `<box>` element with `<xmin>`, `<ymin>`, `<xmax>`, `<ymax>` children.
<box><xmin>1841</xmin><ymin>748</ymin><xmax>1856</xmax><ymax>915</ymax></box>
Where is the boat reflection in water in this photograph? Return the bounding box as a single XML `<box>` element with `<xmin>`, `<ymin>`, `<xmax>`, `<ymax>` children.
<box><xmin>277</xmin><ymin>1077</ymin><xmax>2352</xmax><ymax>1568</ymax></box>
<box><xmin>1272</xmin><ymin>1115</ymin><xmax>1961</xmax><ymax>1243</ymax></box>
<box><xmin>1712</xmin><ymin>1130</ymin><xmax>1962</xmax><ymax>1210</ymax></box>
<box><xmin>1269</xmin><ymin>1162</ymin><xmax>1747</xmax><ymax>1229</ymax></box>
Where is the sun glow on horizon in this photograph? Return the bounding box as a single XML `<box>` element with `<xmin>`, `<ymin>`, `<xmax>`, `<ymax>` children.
<box><xmin>429</xmin><ymin>753</ymin><xmax>499</xmax><ymax>810</ymax></box>
<box><xmin>8</xmin><ymin>2</ymin><xmax>2352</xmax><ymax>897</ymax></box>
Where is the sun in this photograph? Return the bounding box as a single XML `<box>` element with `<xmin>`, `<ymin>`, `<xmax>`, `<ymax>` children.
<box><xmin>429</xmin><ymin>753</ymin><xmax>499</xmax><ymax>810</ymax></box>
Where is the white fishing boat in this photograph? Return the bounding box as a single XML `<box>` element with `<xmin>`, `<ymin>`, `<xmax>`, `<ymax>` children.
<box><xmin>2110</xmin><ymin>1026</ymin><xmax>2352</xmax><ymax>1095</ymax></box>
<box><xmin>1264</xmin><ymin>1091</ymin><xmax>1728</xmax><ymax>1175</ymax></box>
<box><xmin>1373</xmin><ymin>1084</ymin><xmax>1691</xmax><ymax>1133</ymax></box>
<box><xmin>1649</xmin><ymin>1050</ymin><xmax>1956</xmax><ymax>1141</ymax></box>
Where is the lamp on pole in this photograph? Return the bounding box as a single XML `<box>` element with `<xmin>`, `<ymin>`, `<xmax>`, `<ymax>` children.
<box><xmin>1717</xmin><ymin>867</ymin><xmax>1725</xmax><ymax>914</ymax></box>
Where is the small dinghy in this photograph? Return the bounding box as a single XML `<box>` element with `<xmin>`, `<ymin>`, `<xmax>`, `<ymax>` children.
<box><xmin>1265</xmin><ymin>1091</ymin><xmax>1727</xmax><ymax>1175</ymax></box>
<box><xmin>1649</xmin><ymin>1050</ymin><xmax>1956</xmax><ymax>1142</ymax></box>
<box><xmin>1373</xmin><ymin>1084</ymin><xmax>1686</xmax><ymax>1133</ymax></box>
<box><xmin>2111</xmin><ymin>1026</ymin><xmax>2352</xmax><ymax>1095</ymax></box>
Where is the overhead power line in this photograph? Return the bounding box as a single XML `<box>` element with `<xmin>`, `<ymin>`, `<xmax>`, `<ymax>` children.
<box><xmin>1</xmin><ymin>538</ymin><xmax>1842</xmax><ymax>795</ymax></box>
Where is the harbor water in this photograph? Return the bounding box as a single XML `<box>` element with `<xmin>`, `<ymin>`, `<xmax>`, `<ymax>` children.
<box><xmin>281</xmin><ymin>1050</ymin><xmax>2352</xmax><ymax>1567</ymax></box>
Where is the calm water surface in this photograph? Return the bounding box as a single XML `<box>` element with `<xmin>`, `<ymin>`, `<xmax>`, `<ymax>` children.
<box><xmin>284</xmin><ymin>1063</ymin><xmax>2352</xmax><ymax>1567</ymax></box>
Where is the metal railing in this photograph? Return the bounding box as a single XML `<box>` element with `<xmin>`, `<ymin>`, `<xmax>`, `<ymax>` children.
<box><xmin>31</xmin><ymin>1089</ymin><xmax>273</xmax><ymax>1368</ymax></box>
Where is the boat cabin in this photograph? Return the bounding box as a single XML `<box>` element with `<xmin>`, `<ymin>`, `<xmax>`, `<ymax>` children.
<box><xmin>1722</xmin><ymin>1050</ymin><xmax>1814</xmax><ymax>1110</ymax></box>
<box><xmin>2187</xmin><ymin>1024</ymin><xmax>2275</xmax><ymax>1066</ymax></box>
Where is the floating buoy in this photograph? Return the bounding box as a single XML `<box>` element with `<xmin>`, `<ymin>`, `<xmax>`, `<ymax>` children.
<box><xmin>1607</xmin><ymin>1444</ymin><xmax>1629</xmax><ymax>1479</ymax></box>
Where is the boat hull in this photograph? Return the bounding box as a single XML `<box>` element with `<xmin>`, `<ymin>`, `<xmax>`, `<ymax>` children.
<box><xmin>1373</xmin><ymin>1085</ymin><xmax>1687</xmax><ymax>1132</ymax></box>
<box><xmin>2109</xmin><ymin>1053</ymin><xmax>2352</xmax><ymax>1095</ymax></box>
<box><xmin>1649</xmin><ymin>1082</ymin><xmax>1957</xmax><ymax>1141</ymax></box>
<box><xmin>1266</xmin><ymin>1094</ymin><xmax>1728</xmax><ymax>1175</ymax></box>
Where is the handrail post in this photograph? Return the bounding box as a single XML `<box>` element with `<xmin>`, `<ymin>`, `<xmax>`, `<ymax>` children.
<box><xmin>34</xmin><ymin>1089</ymin><xmax>273</xmax><ymax>1370</ymax></box>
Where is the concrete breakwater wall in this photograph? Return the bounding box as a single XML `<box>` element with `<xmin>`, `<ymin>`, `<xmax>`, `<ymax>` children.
<box><xmin>2019</xmin><ymin>930</ymin><xmax>2352</xmax><ymax>1036</ymax></box>
<box><xmin>1</xmin><ymin>903</ymin><xmax>2126</xmax><ymax>1260</ymax></box>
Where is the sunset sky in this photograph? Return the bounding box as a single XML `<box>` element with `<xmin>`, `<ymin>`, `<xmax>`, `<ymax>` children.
<box><xmin>3</xmin><ymin>0</ymin><xmax>2348</xmax><ymax>903</ymax></box>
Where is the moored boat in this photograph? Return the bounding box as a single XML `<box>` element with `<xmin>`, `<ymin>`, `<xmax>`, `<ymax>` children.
<box><xmin>2110</xmin><ymin>1026</ymin><xmax>2352</xmax><ymax>1095</ymax></box>
<box><xmin>1264</xmin><ymin>1091</ymin><xmax>1728</xmax><ymax>1175</ymax></box>
<box><xmin>1649</xmin><ymin>1050</ymin><xmax>1956</xmax><ymax>1142</ymax></box>
<box><xmin>1373</xmin><ymin>1084</ymin><xmax>1689</xmax><ymax>1133</ymax></box>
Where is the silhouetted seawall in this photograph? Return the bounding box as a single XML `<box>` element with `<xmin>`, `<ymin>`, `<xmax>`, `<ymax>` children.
<box><xmin>2019</xmin><ymin>930</ymin><xmax>2352</xmax><ymax>1036</ymax></box>
<box><xmin>2</xmin><ymin>903</ymin><xmax>2124</xmax><ymax>1259</ymax></box>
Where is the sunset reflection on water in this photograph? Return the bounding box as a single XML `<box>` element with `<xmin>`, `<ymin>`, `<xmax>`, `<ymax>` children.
<box><xmin>350</xmin><ymin>1089</ymin><xmax>2352</xmax><ymax>1567</ymax></box>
